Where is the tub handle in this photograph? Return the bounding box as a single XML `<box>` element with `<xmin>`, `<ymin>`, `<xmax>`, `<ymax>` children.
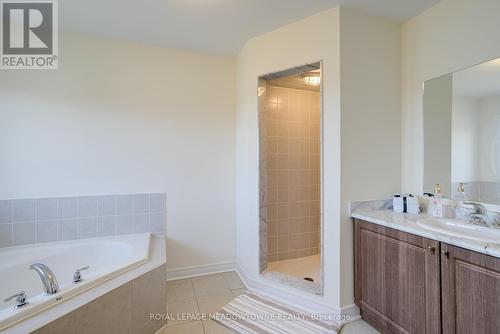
<box><xmin>73</xmin><ymin>266</ymin><xmax>90</xmax><ymax>284</ymax></box>
<box><xmin>4</xmin><ymin>291</ymin><xmax>29</xmax><ymax>309</ymax></box>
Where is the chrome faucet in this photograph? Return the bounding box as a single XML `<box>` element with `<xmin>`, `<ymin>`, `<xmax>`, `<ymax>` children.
<box><xmin>29</xmin><ymin>263</ymin><xmax>59</xmax><ymax>295</ymax></box>
<box><xmin>463</xmin><ymin>202</ymin><xmax>500</xmax><ymax>227</ymax></box>
<box><xmin>463</xmin><ymin>202</ymin><xmax>488</xmax><ymax>215</ymax></box>
<box><xmin>4</xmin><ymin>291</ymin><xmax>29</xmax><ymax>309</ymax></box>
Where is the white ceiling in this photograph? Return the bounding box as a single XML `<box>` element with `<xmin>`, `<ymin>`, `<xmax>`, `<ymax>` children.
<box><xmin>60</xmin><ymin>0</ymin><xmax>441</xmax><ymax>55</ymax></box>
<box><xmin>453</xmin><ymin>58</ymin><xmax>500</xmax><ymax>98</ymax></box>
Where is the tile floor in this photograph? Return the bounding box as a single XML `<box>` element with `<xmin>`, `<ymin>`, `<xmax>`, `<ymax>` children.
<box><xmin>159</xmin><ymin>271</ymin><xmax>378</xmax><ymax>334</ymax></box>
<box><xmin>160</xmin><ymin>272</ymin><xmax>245</xmax><ymax>334</ymax></box>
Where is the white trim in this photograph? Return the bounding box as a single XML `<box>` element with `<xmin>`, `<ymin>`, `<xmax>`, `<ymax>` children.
<box><xmin>236</xmin><ymin>263</ymin><xmax>358</xmax><ymax>323</ymax></box>
<box><xmin>166</xmin><ymin>261</ymin><xmax>236</xmax><ymax>281</ymax></box>
<box><xmin>155</xmin><ymin>324</ymin><xmax>167</xmax><ymax>334</ymax></box>
<box><xmin>166</xmin><ymin>262</ymin><xmax>360</xmax><ymax>324</ymax></box>
<box><xmin>341</xmin><ymin>304</ymin><xmax>361</xmax><ymax>321</ymax></box>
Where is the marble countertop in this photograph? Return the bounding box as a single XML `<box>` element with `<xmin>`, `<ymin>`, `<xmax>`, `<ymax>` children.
<box><xmin>351</xmin><ymin>204</ymin><xmax>500</xmax><ymax>259</ymax></box>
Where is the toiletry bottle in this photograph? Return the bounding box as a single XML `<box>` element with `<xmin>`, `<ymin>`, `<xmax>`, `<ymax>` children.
<box><xmin>431</xmin><ymin>183</ymin><xmax>444</xmax><ymax>218</ymax></box>
<box><xmin>455</xmin><ymin>183</ymin><xmax>466</xmax><ymax>201</ymax></box>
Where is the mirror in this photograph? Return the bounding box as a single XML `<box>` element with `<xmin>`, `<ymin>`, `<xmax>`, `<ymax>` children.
<box><xmin>424</xmin><ymin>57</ymin><xmax>500</xmax><ymax>204</ymax></box>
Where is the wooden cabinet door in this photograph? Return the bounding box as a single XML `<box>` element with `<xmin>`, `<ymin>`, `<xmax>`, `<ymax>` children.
<box><xmin>441</xmin><ymin>243</ymin><xmax>500</xmax><ymax>334</ymax></box>
<box><xmin>354</xmin><ymin>220</ymin><xmax>441</xmax><ymax>334</ymax></box>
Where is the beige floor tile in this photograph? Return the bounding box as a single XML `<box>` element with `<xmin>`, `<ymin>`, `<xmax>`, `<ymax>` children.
<box><xmin>167</xmin><ymin>279</ymin><xmax>195</xmax><ymax>301</ymax></box>
<box><xmin>192</xmin><ymin>275</ymin><xmax>231</xmax><ymax>297</ymax></box>
<box><xmin>196</xmin><ymin>290</ymin><xmax>234</xmax><ymax>315</ymax></box>
<box><xmin>221</xmin><ymin>271</ymin><xmax>245</xmax><ymax>290</ymax></box>
<box><xmin>230</xmin><ymin>288</ymin><xmax>247</xmax><ymax>297</ymax></box>
<box><xmin>202</xmin><ymin>319</ymin><xmax>237</xmax><ymax>334</ymax></box>
<box><xmin>161</xmin><ymin>321</ymin><xmax>204</xmax><ymax>334</ymax></box>
<box><xmin>340</xmin><ymin>320</ymin><xmax>380</xmax><ymax>334</ymax></box>
<box><xmin>167</xmin><ymin>297</ymin><xmax>200</xmax><ymax>327</ymax></box>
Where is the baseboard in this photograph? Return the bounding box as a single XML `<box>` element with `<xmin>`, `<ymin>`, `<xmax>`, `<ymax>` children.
<box><xmin>341</xmin><ymin>304</ymin><xmax>361</xmax><ymax>320</ymax></box>
<box><xmin>166</xmin><ymin>261</ymin><xmax>236</xmax><ymax>281</ymax></box>
<box><xmin>236</xmin><ymin>263</ymin><xmax>339</xmax><ymax>319</ymax></box>
<box><xmin>167</xmin><ymin>261</ymin><xmax>360</xmax><ymax>322</ymax></box>
<box><xmin>155</xmin><ymin>325</ymin><xmax>167</xmax><ymax>334</ymax></box>
<box><xmin>235</xmin><ymin>263</ymin><xmax>360</xmax><ymax>323</ymax></box>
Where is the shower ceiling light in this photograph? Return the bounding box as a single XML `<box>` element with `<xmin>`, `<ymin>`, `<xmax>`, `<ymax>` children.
<box><xmin>302</xmin><ymin>72</ymin><xmax>321</xmax><ymax>86</ymax></box>
<box><xmin>258</xmin><ymin>86</ymin><xmax>266</xmax><ymax>96</ymax></box>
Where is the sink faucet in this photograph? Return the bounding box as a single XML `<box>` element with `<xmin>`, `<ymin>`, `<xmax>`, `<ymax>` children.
<box><xmin>463</xmin><ymin>202</ymin><xmax>488</xmax><ymax>215</ymax></box>
<box><xmin>463</xmin><ymin>202</ymin><xmax>500</xmax><ymax>227</ymax></box>
<box><xmin>29</xmin><ymin>263</ymin><xmax>59</xmax><ymax>295</ymax></box>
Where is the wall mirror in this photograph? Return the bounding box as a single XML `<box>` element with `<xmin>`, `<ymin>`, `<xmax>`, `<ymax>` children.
<box><xmin>257</xmin><ymin>62</ymin><xmax>323</xmax><ymax>295</ymax></box>
<box><xmin>424</xmin><ymin>57</ymin><xmax>500</xmax><ymax>205</ymax></box>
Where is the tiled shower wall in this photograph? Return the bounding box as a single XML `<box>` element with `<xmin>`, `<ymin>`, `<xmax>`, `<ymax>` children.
<box><xmin>0</xmin><ymin>193</ymin><xmax>166</xmax><ymax>248</ymax></box>
<box><xmin>266</xmin><ymin>86</ymin><xmax>321</xmax><ymax>262</ymax></box>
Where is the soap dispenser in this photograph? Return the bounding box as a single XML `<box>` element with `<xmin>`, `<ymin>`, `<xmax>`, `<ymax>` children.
<box><xmin>455</xmin><ymin>183</ymin><xmax>466</xmax><ymax>201</ymax></box>
<box><xmin>431</xmin><ymin>183</ymin><xmax>444</xmax><ymax>218</ymax></box>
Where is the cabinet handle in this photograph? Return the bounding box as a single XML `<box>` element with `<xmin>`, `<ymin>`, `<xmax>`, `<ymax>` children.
<box><xmin>427</xmin><ymin>245</ymin><xmax>436</xmax><ymax>254</ymax></box>
<box><xmin>442</xmin><ymin>250</ymin><xmax>450</xmax><ymax>258</ymax></box>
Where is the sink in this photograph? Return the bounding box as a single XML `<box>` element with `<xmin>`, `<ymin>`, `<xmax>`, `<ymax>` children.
<box><xmin>417</xmin><ymin>218</ymin><xmax>500</xmax><ymax>244</ymax></box>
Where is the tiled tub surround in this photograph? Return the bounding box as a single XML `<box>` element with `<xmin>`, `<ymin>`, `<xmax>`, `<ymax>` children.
<box><xmin>0</xmin><ymin>233</ymin><xmax>150</xmax><ymax>329</ymax></box>
<box><xmin>0</xmin><ymin>193</ymin><xmax>166</xmax><ymax>247</ymax></box>
<box><xmin>31</xmin><ymin>265</ymin><xmax>167</xmax><ymax>334</ymax></box>
<box><xmin>266</xmin><ymin>86</ymin><xmax>321</xmax><ymax>262</ymax></box>
<box><xmin>4</xmin><ymin>235</ymin><xmax>166</xmax><ymax>334</ymax></box>
<box><xmin>350</xmin><ymin>199</ymin><xmax>500</xmax><ymax>259</ymax></box>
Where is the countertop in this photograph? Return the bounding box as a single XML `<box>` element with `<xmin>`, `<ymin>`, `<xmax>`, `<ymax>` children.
<box><xmin>351</xmin><ymin>206</ymin><xmax>500</xmax><ymax>259</ymax></box>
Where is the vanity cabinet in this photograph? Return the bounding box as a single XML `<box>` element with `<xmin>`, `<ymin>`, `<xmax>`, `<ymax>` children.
<box><xmin>441</xmin><ymin>243</ymin><xmax>500</xmax><ymax>334</ymax></box>
<box><xmin>355</xmin><ymin>219</ymin><xmax>500</xmax><ymax>334</ymax></box>
<box><xmin>354</xmin><ymin>220</ymin><xmax>441</xmax><ymax>334</ymax></box>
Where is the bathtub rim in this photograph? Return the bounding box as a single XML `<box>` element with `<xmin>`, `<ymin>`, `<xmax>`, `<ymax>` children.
<box><xmin>1</xmin><ymin>234</ymin><xmax>166</xmax><ymax>334</ymax></box>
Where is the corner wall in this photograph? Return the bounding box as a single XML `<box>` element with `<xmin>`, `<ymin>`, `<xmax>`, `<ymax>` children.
<box><xmin>236</xmin><ymin>6</ymin><xmax>401</xmax><ymax>312</ymax></box>
<box><xmin>235</xmin><ymin>7</ymin><xmax>342</xmax><ymax>312</ymax></box>
<box><xmin>402</xmin><ymin>0</ymin><xmax>500</xmax><ymax>194</ymax></box>
<box><xmin>339</xmin><ymin>7</ymin><xmax>401</xmax><ymax>306</ymax></box>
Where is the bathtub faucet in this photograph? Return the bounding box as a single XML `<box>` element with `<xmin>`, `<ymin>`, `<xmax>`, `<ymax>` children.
<box><xmin>29</xmin><ymin>263</ymin><xmax>59</xmax><ymax>295</ymax></box>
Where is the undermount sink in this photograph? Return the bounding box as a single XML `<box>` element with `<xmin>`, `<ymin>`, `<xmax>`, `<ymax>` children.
<box><xmin>417</xmin><ymin>218</ymin><xmax>500</xmax><ymax>244</ymax></box>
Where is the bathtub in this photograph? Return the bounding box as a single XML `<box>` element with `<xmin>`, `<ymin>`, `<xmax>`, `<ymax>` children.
<box><xmin>0</xmin><ymin>233</ymin><xmax>151</xmax><ymax>331</ymax></box>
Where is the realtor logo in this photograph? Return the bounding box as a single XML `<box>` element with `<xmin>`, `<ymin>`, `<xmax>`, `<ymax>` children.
<box><xmin>1</xmin><ymin>0</ymin><xmax>58</xmax><ymax>69</ymax></box>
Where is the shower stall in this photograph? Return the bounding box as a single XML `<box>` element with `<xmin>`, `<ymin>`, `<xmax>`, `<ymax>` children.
<box><xmin>258</xmin><ymin>62</ymin><xmax>323</xmax><ymax>294</ymax></box>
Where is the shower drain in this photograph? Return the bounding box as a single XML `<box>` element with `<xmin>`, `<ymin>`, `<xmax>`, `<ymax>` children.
<box><xmin>303</xmin><ymin>277</ymin><xmax>314</xmax><ymax>282</ymax></box>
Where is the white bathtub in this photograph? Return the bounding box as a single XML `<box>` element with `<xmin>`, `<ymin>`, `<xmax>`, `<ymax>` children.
<box><xmin>0</xmin><ymin>233</ymin><xmax>151</xmax><ymax>331</ymax></box>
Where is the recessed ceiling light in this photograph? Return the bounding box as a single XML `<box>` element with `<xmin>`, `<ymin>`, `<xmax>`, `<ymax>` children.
<box><xmin>258</xmin><ymin>87</ymin><xmax>266</xmax><ymax>96</ymax></box>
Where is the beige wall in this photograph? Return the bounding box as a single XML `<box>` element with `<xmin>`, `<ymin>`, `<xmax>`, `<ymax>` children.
<box><xmin>266</xmin><ymin>86</ymin><xmax>321</xmax><ymax>262</ymax></box>
<box><xmin>236</xmin><ymin>7</ymin><xmax>342</xmax><ymax>313</ymax></box>
<box><xmin>402</xmin><ymin>0</ymin><xmax>500</xmax><ymax>194</ymax></box>
<box><xmin>423</xmin><ymin>74</ymin><xmax>452</xmax><ymax>196</ymax></box>
<box><xmin>452</xmin><ymin>95</ymin><xmax>479</xmax><ymax>183</ymax></box>
<box><xmin>236</xmin><ymin>6</ymin><xmax>401</xmax><ymax>313</ymax></box>
<box><xmin>0</xmin><ymin>32</ymin><xmax>236</xmax><ymax>273</ymax></box>
<box><xmin>339</xmin><ymin>7</ymin><xmax>401</xmax><ymax>306</ymax></box>
<box><xmin>477</xmin><ymin>95</ymin><xmax>500</xmax><ymax>182</ymax></box>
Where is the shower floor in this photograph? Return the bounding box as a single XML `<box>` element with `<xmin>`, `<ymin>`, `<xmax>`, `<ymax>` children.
<box><xmin>268</xmin><ymin>255</ymin><xmax>320</xmax><ymax>281</ymax></box>
<box><xmin>263</xmin><ymin>255</ymin><xmax>321</xmax><ymax>294</ymax></box>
